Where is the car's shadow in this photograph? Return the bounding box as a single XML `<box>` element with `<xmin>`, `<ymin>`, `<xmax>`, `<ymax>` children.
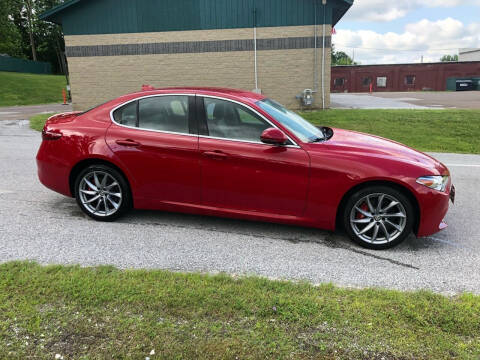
<box><xmin>122</xmin><ymin>209</ymin><xmax>441</xmax><ymax>252</ymax></box>
<box><xmin>57</xmin><ymin>196</ymin><xmax>445</xmax><ymax>254</ymax></box>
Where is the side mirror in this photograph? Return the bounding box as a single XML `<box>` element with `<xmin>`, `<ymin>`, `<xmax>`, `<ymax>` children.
<box><xmin>260</xmin><ymin>128</ymin><xmax>288</xmax><ymax>146</ymax></box>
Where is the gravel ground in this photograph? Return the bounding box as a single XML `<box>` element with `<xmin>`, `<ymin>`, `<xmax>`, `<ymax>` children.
<box><xmin>0</xmin><ymin>118</ymin><xmax>479</xmax><ymax>294</ymax></box>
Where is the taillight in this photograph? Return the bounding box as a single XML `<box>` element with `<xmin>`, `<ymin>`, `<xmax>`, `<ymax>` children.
<box><xmin>42</xmin><ymin>129</ymin><xmax>62</xmax><ymax>141</ymax></box>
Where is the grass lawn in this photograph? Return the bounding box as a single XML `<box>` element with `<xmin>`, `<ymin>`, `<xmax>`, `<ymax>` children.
<box><xmin>0</xmin><ymin>262</ymin><xmax>479</xmax><ymax>359</ymax></box>
<box><xmin>30</xmin><ymin>113</ymin><xmax>55</xmax><ymax>131</ymax></box>
<box><xmin>302</xmin><ymin>109</ymin><xmax>480</xmax><ymax>154</ymax></box>
<box><xmin>0</xmin><ymin>72</ymin><xmax>67</xmax><ymax>107</ymax></box>
<box><xmin>30</xmin><ymin>109</ymin><xmax>480</xmax><ymax>153</ymax></box>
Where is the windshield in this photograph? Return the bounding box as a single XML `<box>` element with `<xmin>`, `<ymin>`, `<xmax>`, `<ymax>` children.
<box><xmin>257</xmin><ymin>99</ymin><xmax>324</xmax><ymax>143</ymax></box>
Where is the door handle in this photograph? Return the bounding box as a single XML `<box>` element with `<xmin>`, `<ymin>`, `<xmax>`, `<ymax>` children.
<box><xmin>116</xmin><ymin>139</ymin><xmax>141</xmax><ymax>147</ymax></box>
<box><xmin>202</xmin><ymin>150</ymin><xmax>228</xmax><ymax>160</ymax></box>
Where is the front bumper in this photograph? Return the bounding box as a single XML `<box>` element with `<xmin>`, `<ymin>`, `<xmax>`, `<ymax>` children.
<box><xmin>416</xmin><ymin>182</ymin><xmax>454</xmax><ymax>237</ymax></box>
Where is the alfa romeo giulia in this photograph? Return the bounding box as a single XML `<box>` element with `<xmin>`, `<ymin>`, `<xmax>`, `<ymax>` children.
<box><xmin>36</xmin><ymin>87</ymin><xmax>454</xmax><ymax>250</ymax></box>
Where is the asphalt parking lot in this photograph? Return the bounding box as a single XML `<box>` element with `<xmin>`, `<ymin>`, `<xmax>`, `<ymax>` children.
<box><xmin>1</xmin><ymin>118</ymin><xmax>479</xmax><ymax>294</ymax></box>
<box><xmin>0</xmin><ymin>104</ymin><xmax>72</xmax><ymax>121</ymax></box>
<box><xmin>332</xmin><ymin>91</ymin><xmax>480</xmax><ymax>109</ymax></box>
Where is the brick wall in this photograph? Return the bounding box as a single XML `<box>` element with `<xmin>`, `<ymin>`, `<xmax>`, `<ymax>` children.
<box><xmin>65</xmin><ymin>25</ymin><xmax>331</xmax><ymax>111</ymax></box>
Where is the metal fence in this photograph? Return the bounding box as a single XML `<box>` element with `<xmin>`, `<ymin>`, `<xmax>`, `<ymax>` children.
<box><xmin>0</xmin><ymin>55</ymin><xmax>52</xmax><ymax>74</ymax></box>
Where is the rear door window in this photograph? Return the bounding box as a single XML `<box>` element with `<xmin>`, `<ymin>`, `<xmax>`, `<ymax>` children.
<box><xmin>138</xmin><ymin>96</ymin><xmax>190</xmax><ymax>134</ymax></box>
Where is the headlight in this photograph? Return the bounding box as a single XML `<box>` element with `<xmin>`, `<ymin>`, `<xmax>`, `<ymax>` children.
<box><xmin>416</xmin><ymin>175</ymin><xmax>449</xmax><ymax>192</ymax></box>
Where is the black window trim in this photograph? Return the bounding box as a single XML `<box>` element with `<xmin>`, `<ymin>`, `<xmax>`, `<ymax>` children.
<box><xmin>135</xmin><ymin>100</ymin><xmax>139</xmax><ymax>128</ymax></box>
<box><xmin>196</xmin><ymin>95</ymin><xmax>209</xmax><ymax>136</ymax></box>
<box><xmin>188</xmin><ymin>95</ymin><xmax>198</xmax><ymax>136</ymax></box>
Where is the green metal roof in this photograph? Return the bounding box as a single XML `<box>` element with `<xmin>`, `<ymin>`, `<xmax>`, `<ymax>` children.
<box><xmin>39</xmin><ymin>0</ymin><xmax>81</xmax><ymax>23</ymax></box>
<box><xmin>332</xmin><ymin>0</ymin><xmax>353</xmax><ymax>25</ymax></box>
<box><xmin>41</xmin><ymin>0</ymin><xmax>353</xmax><ymax>35</ymax></box>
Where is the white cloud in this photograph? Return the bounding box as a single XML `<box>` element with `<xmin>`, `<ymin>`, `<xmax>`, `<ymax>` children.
<box><xmin>333</xmin><ymin>17</ymin><xmax>480</xmax><ymax>64</ymax></box>
<box><xmin>344</xmin><ymin>0</ymin><xmax>480</xmax><ymax>22</ymax></box>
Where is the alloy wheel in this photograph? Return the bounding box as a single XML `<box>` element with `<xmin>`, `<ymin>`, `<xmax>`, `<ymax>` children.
<box><xmin>349</xmin><ymin>193</ymin><xmax>407</xmax><ymax>245</ymax></box>
<box><xmin>78</xmin><ymin>170</ymin><xmax>123</xmax><ymax>217</ymax></box>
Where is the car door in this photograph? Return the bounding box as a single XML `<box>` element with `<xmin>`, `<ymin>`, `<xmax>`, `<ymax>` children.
<box><xmin>105</xmin><ymin>94</ymin><xmax>201</xmax><ymax>206</ymax></box>
<box><xmin>198</xmin><ymin>96</ymin><xmax>310</xmax><ymax>216</ymax></box>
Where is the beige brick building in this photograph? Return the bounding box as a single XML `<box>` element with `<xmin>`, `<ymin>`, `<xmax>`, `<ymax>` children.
<box><xmin>41</xmin><ymin>0</ymin><xmax>352</xmax><ymax>111</ymax></box>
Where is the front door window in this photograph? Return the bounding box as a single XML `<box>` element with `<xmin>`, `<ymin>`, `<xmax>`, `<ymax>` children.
<box><xmin>203</xmin><ymin>97</ymin><xmax>270</xmax><ymax>142</ymax></box>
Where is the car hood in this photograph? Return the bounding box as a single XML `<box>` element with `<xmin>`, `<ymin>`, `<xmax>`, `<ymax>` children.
<box><xmin>315</xmin><ymin>128</ymin><xmax>448</xmax><ymax>175</ymax></box>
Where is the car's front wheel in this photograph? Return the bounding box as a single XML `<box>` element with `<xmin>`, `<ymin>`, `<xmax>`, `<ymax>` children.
<box><xmin>74</xmin><ymin>164</ymin><xmax>131</xmax><ymax>221</ymax></box>
<box><xmin>343</xmin><ymin>186</ymin><xmax>414</xmax><ymax>250</ymax></box>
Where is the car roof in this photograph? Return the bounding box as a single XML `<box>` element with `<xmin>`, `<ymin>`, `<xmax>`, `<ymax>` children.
<box><xmin>124</xmin><ymin>87</ymin><xmax>267</xmax><ymax>104</ymax></box>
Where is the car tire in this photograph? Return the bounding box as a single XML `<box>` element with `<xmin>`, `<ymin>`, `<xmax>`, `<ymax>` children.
<box><xmin>74</xmin><ymin>164</ymin><xmax>132</xmax><ymax>221</ymax></box>
<box><xmin>343</xmin><ymin>186</ymin><xmax>414</xmax><ymax>250</ymax></box>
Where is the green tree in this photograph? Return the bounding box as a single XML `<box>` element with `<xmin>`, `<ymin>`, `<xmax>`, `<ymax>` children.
<box><xmin>32</xmin><ymin>0</ymin><xmax>67</xmax><ymax>74</ymax></box>
<box><xmin>331</xmin><ymin>44</ymin><xmax>358</xmax><ymax>66</ymax></box>
<box><xmin>440</xmin><ymin>54</ymin><xmax>458</xmax><ymax>62</ymax></box>
<box><xmin>0</xmin><ymin>0</ymin><xmax>24</xmax><ymax>57</ymax></box>
<box><xmin>25</xmin><ymin>0</ymin><xmax>37</xmax><ymax>60</ymax></box>
<box><xmin>2</xmin><ymin>0</ymin><xmax>66</xmax><ymax>73</ymax></box>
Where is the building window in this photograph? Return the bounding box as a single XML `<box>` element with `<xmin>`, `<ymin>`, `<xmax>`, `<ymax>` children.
<box><xmin>405</xmin><ymin>75</ymin><xmax>416</xmax><ymax>85</ymax></box>
<box><xmin>377</xmin><ymin>77</ymin><xmax>387</xmax><ymax>88</ymax></box>
<box><xmin>334</xmin><ymin>78</ymin><xmax>345</xmax><ymax>87</ymax></box>
<box><xmin>362</xmin><ymin>77</ymin><xmax>372</xmax><ymax>87</ymax></box>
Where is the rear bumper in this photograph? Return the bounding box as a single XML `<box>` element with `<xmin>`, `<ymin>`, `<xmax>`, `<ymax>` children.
<box><xmin>416</xmin><ymin>183</ymin><xmax>453</xmax><ymax>238</ymax></box>
<box><xmin>36</xmin><ymin>142</ymin><xmax>72</xmax><ymax>197</ymax></box>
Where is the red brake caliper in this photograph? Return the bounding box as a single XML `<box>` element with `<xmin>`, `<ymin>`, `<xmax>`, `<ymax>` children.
<box><xmin>357</xmin><ymin>203</ymin><xmax>369</xmax><ymax>219</ymax></box>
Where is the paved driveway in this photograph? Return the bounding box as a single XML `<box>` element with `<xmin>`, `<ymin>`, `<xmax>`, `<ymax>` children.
<box><xmin>0</xmin><ymin>103</ymin><xmax>72</xmax><ymax>121</ymax></box>
<box><xmin>331</xmin><ymin>93</ymin><xmax>433</xmax><ymax>109</ymax></box>
<box><xmin>1</xmin><ymin>119</ymin><xmax>479</xmax><ymax>294</ymax></box>
<box><xmin>332</xmin><ymin>91</ymin><xmax>480</xmax><ymax>109</ymax></box>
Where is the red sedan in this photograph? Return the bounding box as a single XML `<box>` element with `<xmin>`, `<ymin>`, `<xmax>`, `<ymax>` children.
<box><xmin>37</xmin><ymin>87</ymin><xmax>454</xmax><ymax>250</ymax></box>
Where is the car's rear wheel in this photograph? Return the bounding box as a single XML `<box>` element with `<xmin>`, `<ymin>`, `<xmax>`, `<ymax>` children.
<box><xmin>343</xmin><ymin>186</ymin><xmax>414</xmax><ymax>250</ymax></box>
<box><xmin>74</xmin><ymin>164</ymin><xmax>131</xmax><ymax>221</ymax></box>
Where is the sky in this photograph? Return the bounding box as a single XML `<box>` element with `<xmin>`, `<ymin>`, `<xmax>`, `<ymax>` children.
<box><xmin>333</xmin><ymin>0</ymin><xmax>480</xmax><ymax>64</ymax></box>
